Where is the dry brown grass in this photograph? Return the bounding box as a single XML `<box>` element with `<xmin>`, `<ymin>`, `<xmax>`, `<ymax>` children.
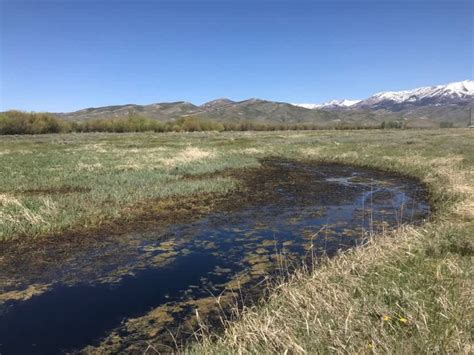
<box><xmin>188</xmin><ymin>222</ymin><xmax>472</xmax><ymax>354</ymax></box>
<box><xmin>0</xmin><ymin>193</ymin><xmax>46</xmax><ymax>226</ymax></box>
<box><xmin>161</xmin><ymin>147</ymin><xmax>216</xmax><ymax>168</ymax></box>
<box><xmin>0</xmin><ymin>130</ymin><xmax>472</xmax><ymax>352</ymax></box>
<box><xmin>186</xmin><ymin>140</ymin><xmax>474</xmax><ymax>354</ymax></box>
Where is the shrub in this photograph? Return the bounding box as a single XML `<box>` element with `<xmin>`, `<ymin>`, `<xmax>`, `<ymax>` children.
<box><xmin>0</xmin><ymin>111</ymin><xmax>72</xmax><ymax>134</ymax></box>
<box><xmin>439</xmin><ymin>121</ymin><xmax>454</xmax><ymax>128</ymax></box>
<box><xmin>0</xmin><ymin>110</ymin><xmax>409</xmax><ymax>135</ymax></box>
<box><xmin>381</xmin><ymin>120</ymin><xmax>405</xmax><ymax>129</ymax></box>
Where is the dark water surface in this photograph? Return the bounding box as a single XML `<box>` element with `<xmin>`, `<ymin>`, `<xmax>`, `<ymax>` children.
<box><xmin>0</xmin><ymin>161</ymin><xmax>430</xmax><ymax>354</ymax></box>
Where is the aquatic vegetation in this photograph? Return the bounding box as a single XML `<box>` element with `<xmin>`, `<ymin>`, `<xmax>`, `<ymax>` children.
<box><xmin>187</xmin><ymin>132</ymin><xmax>473</xmax><ymax>354</ymax></box>
<box><xmin>0</xmin><ymin>129</ymin><xmax>472</xmax><ymax>353</ymax></box>
<box><xmin>0</xmin><ymin>159</ymin><xmax>429</xmax><ymax>353</ymax></box>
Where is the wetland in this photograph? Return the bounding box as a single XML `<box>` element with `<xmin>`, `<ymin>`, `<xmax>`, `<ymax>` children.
<box><xmin>0</xmin><ymin>159</ymin><xmax>430</xmax><ymax>354</ymax></box>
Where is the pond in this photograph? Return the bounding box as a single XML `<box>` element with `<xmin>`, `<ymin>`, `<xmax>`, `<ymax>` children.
<box><xmin>0</xmin><ymin>160</ymin><xmax>430</xmax><ymax>354</ymax></box>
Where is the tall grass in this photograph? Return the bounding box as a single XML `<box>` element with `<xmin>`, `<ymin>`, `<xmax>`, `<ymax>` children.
<box><xmin>186</xmin><ymin>136</ymin><xmax>474</xmax><ymax>354</ymax></box>
<box><xmin>188</xmin><ymin>224</ymin><xmax>472</xmax><ymax>354</ymax></box>
<box><xmin>0</xmin><ymin>129</ymin><xmax>472</xmax><ymax>352</ymax></box>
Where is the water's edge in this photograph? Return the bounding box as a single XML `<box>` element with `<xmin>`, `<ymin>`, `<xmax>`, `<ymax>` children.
<box><xmin>0</xmin><ymin>160</ymin><xmax>430</xmax><ymax>354</ymax></box>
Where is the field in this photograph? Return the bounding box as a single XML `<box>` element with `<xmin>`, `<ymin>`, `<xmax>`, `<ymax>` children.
<box><xmin>0</xmin><ymin>129</ymin><xmax>473</xmax><ymax>352</ymax></box>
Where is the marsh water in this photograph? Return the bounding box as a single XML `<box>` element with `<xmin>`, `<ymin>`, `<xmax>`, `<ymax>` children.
<box><xmin>0</xmin><ymin>161</ymin><xmax>430</xmax><ymax>354</ymax></box>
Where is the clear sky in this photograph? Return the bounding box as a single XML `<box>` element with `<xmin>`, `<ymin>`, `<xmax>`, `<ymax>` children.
<box><xmin>1</xmin><ymin>0</ymin><xmax>472</xmax><ymax>112</ymax></box>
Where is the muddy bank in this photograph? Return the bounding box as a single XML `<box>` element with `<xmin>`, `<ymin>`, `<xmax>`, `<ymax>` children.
<box><xmin>1</xmin><ymin>158</ymin><xmax>428</xmax><ymax>289</ymax></box>
<box><xmin>0</xmin><ymin>159</ymin><xmax>430</xmax><ymax>354</ymax></box>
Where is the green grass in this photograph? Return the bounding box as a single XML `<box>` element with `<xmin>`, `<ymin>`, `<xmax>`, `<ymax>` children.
<box><xmin>184</xmin><ymin>129</ymin><xmax>473</xmax><ymax>354</ymax></box>
<box><xmin>1</xmin><ymin>129</ymin><xmax>472</xmax><ymax>241</ymax></box>
<box><xmin>1</xmin><ymin>129</ymin><xmax>473</xmax><ymax>352</ymax></box>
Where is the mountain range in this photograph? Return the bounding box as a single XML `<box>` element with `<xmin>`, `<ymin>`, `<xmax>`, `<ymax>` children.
<box><xmin>57</xmin><ymin>80</ymin><xmax>473</xmax><ymax>127</ymax></box>
<box><xmin>293</xmin><ymin>80</ymin><xmax>473</xmax><ymax>110</ymax></box>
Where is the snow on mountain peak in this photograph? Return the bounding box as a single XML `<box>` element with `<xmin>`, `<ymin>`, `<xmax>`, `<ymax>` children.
<box><xmin>291</xmin><ymin>103</ymin><xmax>323</xmax><ymax>109</ymax></box>
<box><xmin>292</xmin><ymin>80</ymin><xmax>473</xmax><ymax>110</ymax></box>
<box><xmin>328</xmin><ymin>99</ymin><xmax>361</xmax><ymax>107</ymax></box>
<box><xmin>292</xmin><ymin>99</ymin><xmax>360</xmax><ymax>109</ymax></box>
<box><xmin>443</xmin><ymin>80</ymin><xmax>474</xmax><ymax>93</ymax></box>
<box><xmin>368</xmin><ymin>80</ymin><xmax>474</xmax><ymax>104</ymax></box>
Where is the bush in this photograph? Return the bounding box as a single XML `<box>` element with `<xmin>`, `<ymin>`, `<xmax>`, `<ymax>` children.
<box><xmin>439</xmin><ymin>121</ymin><xmax>454</xmax><ymax>128</ymax></box>
<box><xmin>174</xmin><ymin>117</ymin><xmax>225</xmax><ymax>132</ymax></box>
<box><xmin>0</xmin><ymin>111</ymin><xmax>72</xmax><ymax>134</ymax></box>
<box><xmin>0</xmin><ymin>110</ymin><xmax>408</xmax><ymax>135</ymax></box>
<box><xmin>381</xmin><ymin>120</ymin><xmax>405</xmax><ymax>129</ymax></box>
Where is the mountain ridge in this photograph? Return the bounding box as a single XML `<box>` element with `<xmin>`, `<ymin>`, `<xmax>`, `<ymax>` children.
<box><xmin>53</xmin><ymin>80</ymin><xmax>473</xmax><ymax>127</ymax></box>
<box><xmin>292</xmin><ymin>80</ymin><xmax>473</xmax><ymax>110</ymax></box>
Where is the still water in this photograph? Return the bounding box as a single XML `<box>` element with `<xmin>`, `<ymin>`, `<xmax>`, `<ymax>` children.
<box><xmin>0</xmin><ymin>161</ymin><xmax>430</xmax><ymax>354</ymax></box>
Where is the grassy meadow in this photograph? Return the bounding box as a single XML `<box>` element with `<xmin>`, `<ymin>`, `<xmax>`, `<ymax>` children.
<box><xmin>0</xmin><ymin>129</ymin><xmax>473</xmax><ymax>352</ymax></box>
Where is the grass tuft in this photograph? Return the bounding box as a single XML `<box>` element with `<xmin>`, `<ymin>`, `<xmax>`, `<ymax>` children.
<box><xmin>0</xmin><ymin>129</ymin><xmax>472</xmax><ymax>352</ymax></box>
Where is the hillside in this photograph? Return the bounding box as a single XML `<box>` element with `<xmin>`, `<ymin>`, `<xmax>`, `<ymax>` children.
<box><xmin>52</xmin><ymin>80</ymin><xmax>473</xmax><ymax>127</ymax></box>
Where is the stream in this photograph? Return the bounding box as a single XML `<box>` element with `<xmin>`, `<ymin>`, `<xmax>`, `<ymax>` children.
<box><xmin>0</xmin><ymin>160</ymin><xmax>430</xmax><ymax>354</ymax></box>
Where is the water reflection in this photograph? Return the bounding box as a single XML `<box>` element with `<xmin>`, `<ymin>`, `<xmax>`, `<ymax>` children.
<box><xmin>0</xmin><ymin>161</ymin><xmax>430</xmax><ymax>354</ymax></box>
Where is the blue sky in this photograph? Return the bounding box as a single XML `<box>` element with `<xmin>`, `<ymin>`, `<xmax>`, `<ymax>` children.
<box><xmin>1</xmin><ymin>0</ymin><xmax>472</xmax><ymax>112</ymax></box>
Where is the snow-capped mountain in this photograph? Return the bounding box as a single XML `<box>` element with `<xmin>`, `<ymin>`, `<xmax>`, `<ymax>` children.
<box><xmin>358</xmin><ymin>80</ymin><xmax>474</xmax><ymax>110</ymax></box>
<box><xmin>292</xmin><ymin>99</ymin><xmax>360</xmax><ymax>109</ymax></box>
<box><xmin>321</xmin><ymin>99</ymin><xmax>361</xmax><ymax>109</ymax></box>
<box><xmin>293</xmin><ymin>80</ymin><xmax>473</xmax><ymax>111</ymax></box>
<box><xmin>57</xmin><ymin>80</ymin><xmax>472</xmax><ymax>127</ymax></box>
<box><xmin>291</xmin><ymin>103</ymin><xmax>322</xmax><ymax>109</ymax></box>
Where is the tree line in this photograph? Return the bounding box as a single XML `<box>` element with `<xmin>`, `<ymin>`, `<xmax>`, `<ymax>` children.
<box><xmin>0</xmin><ymin>110</ymin><xmax>411</xmax><ymax>135</ymax></box>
